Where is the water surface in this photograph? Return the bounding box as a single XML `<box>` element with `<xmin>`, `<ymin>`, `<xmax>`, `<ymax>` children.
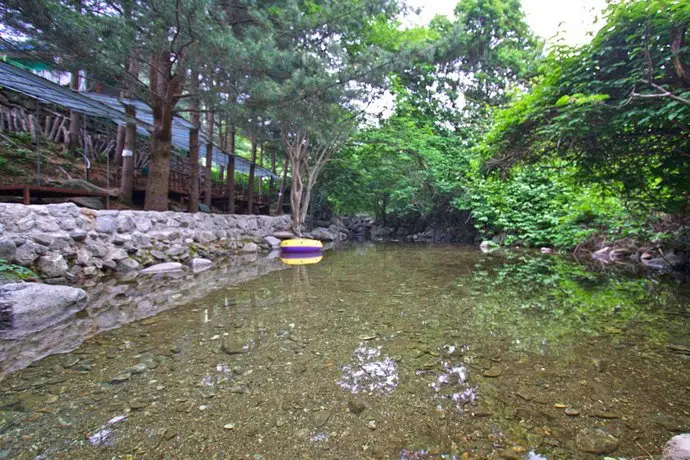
<box><xmin>1</xmin><ymin>244</ymin><xmax>688</xmax><ymax>459</ymax></box>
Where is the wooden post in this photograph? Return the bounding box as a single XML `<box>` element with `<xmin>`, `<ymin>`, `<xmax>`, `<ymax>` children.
<box><xmin>35</xmin><ymin>103</ymin><xmax>40</xmax><ymax>184</ymax></box>
<box><xmin>247</xmin><ymin>135</ymin><xmax>257</xmax><ymax>214</ymax></box>
<box><xmin>204</xmin><ymin>111</ymin><xmax>214</xmax><ymax>207</ymax></box>
<box><xmin>105</xmin><ymin>138</ymin><xmax>110</xmax><ymax>210</ymax></box>
<box><xmin>227</xmin><ymin>127</ymin><xmax>236</xmax><ymax>214</ymax></box>
<box><xmin>23</xmin><ymin>185</ymin><xmax>30</xmax><ymax>205</ymax></box>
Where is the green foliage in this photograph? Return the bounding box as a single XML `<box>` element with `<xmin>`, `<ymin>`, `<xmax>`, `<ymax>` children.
<box><xmin>454</xmin><ymin>161</ymin><xmax>647</xmax><ymax>248</ymax></box>
<box><xmin>483</xmin><ymin>0</ymin><xmax>690</xmax><ymax>214</ymax></box>
<box><xmin>0</xmin><ymin>259</ymin><xmax>38</xmax><ymax>281</ymax></box>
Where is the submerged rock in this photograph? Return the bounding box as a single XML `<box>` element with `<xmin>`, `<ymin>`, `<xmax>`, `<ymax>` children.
<box><xmin>575</xmin><ymin>427</ymin><xmax>619</xmax><ymax>455</ymax></box>
<box><xmin>347</xmin><ymin>397</ymin><xmax>367</xmax><ymax>415</ymax></box>
<box><xmin>0</xmin><ymin>283</ymin><xmax>87</xmax><ymax>338</ymax></box>
<box><xmin>241</xmin><ymin>242</ymin><xmax>258</xmax><ymax>253</ymax></box>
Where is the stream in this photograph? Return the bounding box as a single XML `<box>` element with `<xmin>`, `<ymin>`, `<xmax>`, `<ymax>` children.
<box><xmin>0</xmin><ymin>244</ymin><xmax>688</xmax><ymax>459</ymax></box>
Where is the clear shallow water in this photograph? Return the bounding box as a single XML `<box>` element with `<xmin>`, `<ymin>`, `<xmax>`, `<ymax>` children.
<box><xmin>0</xmin><ymin>244</ymin><xmax>688</xmax><ymax>459</ymax></box>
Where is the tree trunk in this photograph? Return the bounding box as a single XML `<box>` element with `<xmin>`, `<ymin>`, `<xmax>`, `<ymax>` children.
<box><xmin>120</xmin><ymin>103</ymin><xmax>136</xmax><ymax>202</ymax></box>
<box><xmin>269</xmin><ymin>147</ymin><xmax>276</xmax><ymax>200</ymax></box>
<box><xmin>247</xmin><ymin>135</ymin><xmax>257</xmax><ymax>214</ymax></box>
<box><xmin>120</xmin><ymin>54</ymin><xmax>139</xmax><ymax>204</ymax></box>
<box><xmin>219</xmin><ymin>165</ymin><xmax>225</xmax><ymax>185</ymax></box>
<box><xmin>274</xmin><ymin>152</ymin><xmax>288</xmax><ymax>215</ymax></box>
<box><xmin>204</xmin><ymin>111</ymin><xmax>214</xmax><ymax>207</ymax></box>
<box><xmin>188</xmin><ymin>69</ymin><xmax>200</xmax><ymax>213</ymax></box>
<box><xmin>145</xmin><ymin>52</ymin><xmax>185</xmax><ymax>211</ymax></box>
<box><xmin>289</xmin><ymin>153</ymin><xmax>304</xmax><ymax>234</ymax></box>
<box><xmin>227</xmin><ymin>127</ymin><xmax>235</xmax><ymax>214</ymax></box>
<box><xmin>114</xmin><ymin>125</ymin><xmax>125</xmax><ymax>176</ymax></box>
<box><xmin>68</xmin><ymin>70</ymin><xmax>81</xmax><ymax>152</ymax></box>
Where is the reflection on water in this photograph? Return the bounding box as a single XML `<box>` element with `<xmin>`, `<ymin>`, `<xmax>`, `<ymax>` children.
<box><xmin>280</xmin><ymin>252</ymin><xmax>324</xmax><ymax>266</ymax></box>
<box><xmin>0</xmin><ymin>244</ymin><xmax>688</xmax><ymax>459</ymax></box>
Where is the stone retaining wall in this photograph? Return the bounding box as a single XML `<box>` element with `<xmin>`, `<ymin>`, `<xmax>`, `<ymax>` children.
<box><xmin>0</xmin><ymin>203</ymin><xmax>292</xmax><ymax>281</ymax></box>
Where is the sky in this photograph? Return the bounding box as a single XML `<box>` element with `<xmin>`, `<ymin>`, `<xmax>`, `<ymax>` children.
<box><xmin>404</xmin><ymin>0</ymin><xmax>608</xmax><ymax>46</ymax></box>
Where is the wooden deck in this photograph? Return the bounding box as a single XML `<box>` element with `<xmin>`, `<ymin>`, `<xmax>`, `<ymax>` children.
<box><xmin>0</xmin><ymin>170</ymin><xmax>275</xmax><ymax>214</ymax></box>
<box><xmin>0</xmin><ymin>184</ymin><xmax>111</xmax><ymax>208</ymax></box>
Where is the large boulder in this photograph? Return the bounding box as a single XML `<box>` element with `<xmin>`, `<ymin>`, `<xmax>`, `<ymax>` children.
<box><xmin>0</xmin><ymin>283</ymin><xmax>87</xmax><ymax>339</ymax></box>
<box><xmin>664</xmin><ymin>434</ymin><xmax>690</xmax><ymax>460</ymax></box>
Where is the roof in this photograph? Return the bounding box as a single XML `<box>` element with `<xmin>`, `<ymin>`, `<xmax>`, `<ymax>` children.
<box><xmin>0</xmin><ymin>61</ymin><xmax>278</xmax><ymax>179</ymax></box>
<box><xmin>83</xmin><ymin>93</ymin><xmax>277</xmax><ymax>178</ymax></box>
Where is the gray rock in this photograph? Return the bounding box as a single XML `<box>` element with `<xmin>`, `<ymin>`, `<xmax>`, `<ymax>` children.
<box><xmin>83</xmin><ymin>266</ymin><xmax>98</xmax><ymax>276</ymax></box>
<box><xmin>112</xmin><ymin>233</ymin><xmax>132</xmax><ymax>245</ymax></box>
<box><xmin>76</xmin><ymin>248</ymin><xmax>91</xmax><ymax>266</ymax></box>
<box><xmin>50</xmin><ymin>237</ymin><xmax>72</xmax><ymax>250</ymax></box>
<box><xmin>110</xmin><ymin>372</ymin><xmax>131</xmax><ymax>383</ymax></box>
<box><xmin>86</xmin><ymin>242</ymin><xmax>107</xmax><ymax>258</ymax></box>
<box><xmin>117</xmin><ymin>258</ymin><xmax>140</xmax><ymax>273</ymax></box>
<box><xmin>16</xmin><ymin>215</ymin><xmax>35</xmax><ymax>232</ymax></box>
<box><xmin>106</xmin><ymin>247</ymin><xmax>128</xmax><ymax>261</ymax></box>
<box><xmin>36</xmin><ymin>218</ymin><xmax>60</xmax><ymax>233</ymax></box>
<box><xmin>59</xmin><ymin>218</ymin><xmax>76</xmax><ymax>231</ymax></box>
<box><xmin>102</xmin><ymin>259</ymin><xmax>117</xmax><ymax>270</ymax></box>
<box><xmin>166</xmin><ymin>245</ymin><xmax>185</xmax><ymax>257</ymax></box>
<box><xmin>190</xmin><ymin>258</ymin><xmax>212</xmax><ymax>272</ymax></box>
<box><xmin>194</xmin><ymin>231</ymin><xmax>216</xmax><ymax>243</ymax></box>
<box><xmin>69</xmin><ymin>229</ymin><xmax>88</xmax><ymax>242</ymax></box>
<box><xmin>95</xmin><ymin>216</ymin><xmax>117</xmax><ymax>234</ymax></box>
<box><xmin>13</xmin><ymin>242</ymin><xmax>42</xmax><ymax>265</ymax></box>
<box><xmin>313</xmin><ymin>410</ymin><xmax>331</xmax><ymax>428</ymax></box>
<box><xmin>310</xmin><ymin>227</ymin><xmax>337</xmax><ymax>242</ymax></box>
<box><xmin>575</xmin><ymin>427</ymin><xmax>619</xmax><ymax>455</ymax></box>
<box><xmin>0</xmin><ymin>238</ymin><xmax>17</xmax><ymax>261</ymax></box>
<box><xmin>128</xmin><ymin>363</ymin><xmax>148</xmax><ymax>374</ymax></box>
<box><xmin>0</xmin><ymin>283</ymin><xmax>87</xmax><ymax>338</ymax></box>
<box><xmin>140</xmin><ymin>262</ymin><xmax>183</xmax><ymax>274</ymax></box>
<box><xmin>37</xmin><ymin>253</ymin><xmax>69</xmax><ymax>278</ymax></box>
<box><xmin>241</xmin><ymin>242</ymin><xmax>258</xmax><ymax>253</ymax></box>
<box><xmin>69</xmin><ymin>197</ymin><xmax>104</xmax><ymax>210</ymax></box>
<box><xmin>47</xmin><ymin>203</ymin><xmax>79</xmax><ymax>218</ymax></box>
<box><xmin>32</xmin><ymin>233</ymin><xmax>55</xmax><ymax>246</ymax></box>
<box><xmin>134</xmin><ymin>217</ymin><xmax>152</xmax><ymax>232</ymax></box>
<box><xmin>264</xmin><ymin>236</ymin><xmax>282</xmax><ymax>249</ymax></box>
<box><xmin>151</xmin><ymin>250</ymin><xmax>167</xmax><ymax>260</ymax></box>
<box><xmin>116</xmin><ymin>215</ymin><xmax>135</xmax><ymax>233</ymax></box>
<box><xmin>272</xmin><ymin>231</ymin><xmax>295</xmax><ymax>240</ymax></box>
<box><xmin>664</xmin><ymin>434</ymin><xmax>690</xmax><ymax>460</ymax></box>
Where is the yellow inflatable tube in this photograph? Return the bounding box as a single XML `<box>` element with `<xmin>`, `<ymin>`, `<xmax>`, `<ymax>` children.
<box><xmin>279</xmin><ymin>238</ymin><xmax>323</xmax><ymax>253</ymax></box>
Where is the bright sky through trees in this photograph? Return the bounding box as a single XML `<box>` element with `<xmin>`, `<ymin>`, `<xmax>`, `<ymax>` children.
<box><xmin>405</xmin><ymin>0</ymin><xmax>607</xmax><ymax>45</ymax></box>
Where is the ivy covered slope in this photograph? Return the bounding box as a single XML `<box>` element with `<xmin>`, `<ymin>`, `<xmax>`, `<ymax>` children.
<box><xmin>318</xmin><ymin>0</ymin><xmax>689</xmax><ymax>250</ymax></box>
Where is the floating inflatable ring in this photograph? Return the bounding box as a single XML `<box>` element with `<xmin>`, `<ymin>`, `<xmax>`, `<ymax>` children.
<box><xmin>279</xmin><ymin>238</ymin><xmax>323</xmax><ymax>253</ymax></box>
